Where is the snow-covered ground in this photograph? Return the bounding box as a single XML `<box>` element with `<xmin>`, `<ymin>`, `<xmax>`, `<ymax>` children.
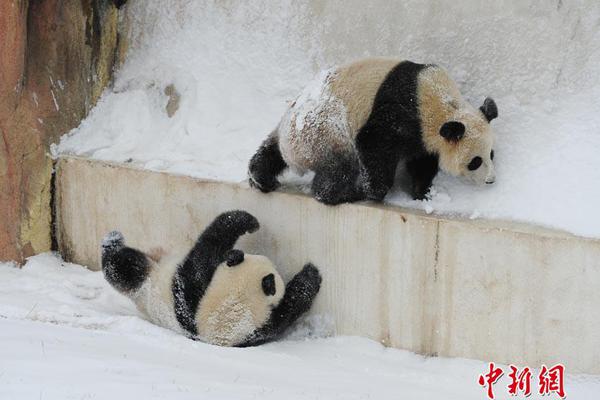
<box><xmin>54</xmin><ymin>0</ymin><xmax>600</xmax><ymax>238</ymax></box>
<box><xmin>1</xmin><ymin>254</ymin><xmax>599</xmax><ymax>399</ymax></box>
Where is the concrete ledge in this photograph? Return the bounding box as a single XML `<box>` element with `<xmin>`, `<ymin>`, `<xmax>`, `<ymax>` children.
<box><xmin>55</xmin><ymin>156</ymin><xmax>600</xmax><ymax>374</ymax></box>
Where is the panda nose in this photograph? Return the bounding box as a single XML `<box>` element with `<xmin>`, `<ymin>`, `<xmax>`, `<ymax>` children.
<box><xmin>485</xmin><ymin>178</ymin><xmax>495</xmax><ymax>184</ymax></box>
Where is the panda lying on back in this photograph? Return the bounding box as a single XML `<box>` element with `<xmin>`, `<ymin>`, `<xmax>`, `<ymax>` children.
<box><xmin>101</xmin><ymin>210</ymin><xmax>322</xmax><ymax>346</ymax></box>
<box><xmin>249</xmin><ymin>58</ymin><xmax>499</xmax><ymax>204</ymax></box>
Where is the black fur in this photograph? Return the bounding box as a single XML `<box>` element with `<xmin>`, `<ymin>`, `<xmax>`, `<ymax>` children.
<box><xmin>467</xmin><ymin>156</ymin><xmax>483</xmax><ymax>171</ymax></box>
<box><xmin>237</xmin><ymin>263</ymin><xmax>322</xmax><ymax>347</ymax></box>
<box><xmin>311</xmin><ymin>153</ymin><xmax>365</xmax><ymax>205</ymax></box>
<box><xmin>480</xmin><ymin>97</ymin><xmax>498</xmax><ymax>122</ymax></box>
<box><xmin>111</xmin><ymin>0</ymin><xmax>127</xmax><ymax>8</ymax></box>
<box><xmin>262</xmin><ymin>273</ymin><xmax>276</xmax><ymax>296</ymax></box>
<box><xmin>248</xmin><ymin>134</ymin><xmax>288</xmax><ymax>192</ymax></box>
<box><xmin>406</xmin><ymin>153</ymin><xmax>439</xmax><ymax>200</ymax></box>
<box><xmin>356</xmin><ymin>61</ymin><xmax>431</xmax><ymax>201</ymax></box>
<box><xmin>439</xmin><ymin>121</ymin><xmax>465</xmax><ymax>142</ymax></box>
<box><xmin>101</xmin><ymin>232</ymin><xmax>150</xmax><ymax>293</ymax></box>
<box><xmin>172</xmin><ymin>210</ymin><xmax>259</xmax><ymax>335</ymax></box>
<box><xmin>226</xmin><ymin>249</ymin><xmax>245</xmax><ymax>267</ymax></box>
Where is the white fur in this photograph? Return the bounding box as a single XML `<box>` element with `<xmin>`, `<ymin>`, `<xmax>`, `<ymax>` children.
<box><xmin>195</xmin><ymin>255</ymin><xmax>284</xmax><ymax>346</ymax></box>
<box><xmin>277</xmin><ymin>58</ymin><xmax>397</xmax><ymax>173</ymax></box>
<box><xmin>417</xmin><ymin>66</ymin><xmax>495</xmax><ymax>184</ymax></box>
<box><xmin>278</xmin><ymin>68</ymin><xmax>352</xmax><ymax>174</ymax></box>
<box><xmin>130</xmin><ymin>249</ymin><xmax>188</xmax><ymax>334</ymax></box>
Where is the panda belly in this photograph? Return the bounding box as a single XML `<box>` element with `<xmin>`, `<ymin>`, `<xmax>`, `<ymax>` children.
<box><xmin>131</xmin><ymin>254</ymin><xmax>184</xmax><ymax>334</ymax></box>
<box><xmin>277</xmin><ymin>69</ymin><xmax>355</xmax><ymax>174</ymax></box>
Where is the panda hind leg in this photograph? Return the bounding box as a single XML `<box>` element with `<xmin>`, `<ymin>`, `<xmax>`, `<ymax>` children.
<box><xmin>101</xmin><ymin>231</ymin><xmax>151</xmax><ymax>294</ymax></box>
<box><xmin>248</xmin><ymin>132</ymin><xmax>288</xmax><ymax>193</ymax></box>
<box><xmin>311</xmin><ymin>154</ymin><xmax>365</xmax><ymax>205</ymax></box>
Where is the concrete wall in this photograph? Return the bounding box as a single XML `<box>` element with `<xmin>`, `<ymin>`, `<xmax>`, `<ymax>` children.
<box><xmin>56</xmin><ymin>156</ymin><xmax>600</xmax><ymax>374</ymax></box>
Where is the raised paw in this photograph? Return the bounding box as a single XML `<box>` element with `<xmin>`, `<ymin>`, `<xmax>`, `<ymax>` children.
<box><xmin>295</xmin><ymin>263</ymin><xmax>322</xmax><ymax>296</ymax></box>
<box><xmin>217</xmin><ymin>210</ymin><xmax>259</xmax><ymax>234</ymax></box>
<box><xmin>102</xmin><ymin>231</ymin><xmax>124</xmax><ymax>251</ymax></box>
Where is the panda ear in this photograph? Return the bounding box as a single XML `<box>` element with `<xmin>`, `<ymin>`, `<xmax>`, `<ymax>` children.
<box><xmin>479</xmin><ymin>97</ymin><xmax>498</xmax><ymax>122</ymax></box>
<box><xmin>439</xmin><ymin>121</ymin><xmax>465</xmax><ymax>142</ymax></box>
<box><xmin>225</xmin><ymin>249</ymin><xmax>244</xmax><ymax>267</ymax></box>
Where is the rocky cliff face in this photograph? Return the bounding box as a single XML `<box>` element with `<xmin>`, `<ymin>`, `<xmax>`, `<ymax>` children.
<box><xmin>0</xmin><ymin>0</ymin><xmax>124</xmax><ymax>262</ymax></box>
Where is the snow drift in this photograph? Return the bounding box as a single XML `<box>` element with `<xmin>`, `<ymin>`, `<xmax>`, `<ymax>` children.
<box><xmin>2</xmin><ymin>254</ymin><xmax>600</xmax><ymax>399</ymax></box>
<box><xmin>55</xmin><ymin>0</ymin><xmax>600</xmax><ymax>237</ymax></box>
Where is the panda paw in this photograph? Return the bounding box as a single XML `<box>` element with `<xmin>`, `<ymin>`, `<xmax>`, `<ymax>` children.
<box><xmin>217</xmin><ymin>210</ymin><xmax>260</xmax><ymax>234</ymax></box>
<box><xmin>296</xmin><ymin>263</ymin><xmax>322</xmax><ymax>294</ymax></box>
<box><xmin>101</xmin><ymin>231</ymin><xmax>125</xmax><ymax>250</ymax></box>
<box><xmin>411</xmin><ymin>184</ymin><xmax>432</xmax><ymax>201</ymax></box>
<box><xmin>248</xmin><ymin>172</ymin><xmax>280</xmax><ymax>193</ymax></box>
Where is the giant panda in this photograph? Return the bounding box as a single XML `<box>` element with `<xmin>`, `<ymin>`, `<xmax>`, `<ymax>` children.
<box><xmin>101</xmin><ymin>210</ymin><xmax>322</xmax><ymax>347</ymax></box>
<box><xmin>248</xmin><ymin>58</ymin><xmax>499</xmax><ymax>205</ymax></box>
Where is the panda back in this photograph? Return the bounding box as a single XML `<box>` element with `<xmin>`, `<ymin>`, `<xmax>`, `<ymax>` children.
<box><xmin>329</xmin><ymin>58</ymin><xmax>401</xmax><ymax>138</ymax></box>
<box><xmin>277</xmin><ymin>58</ymin><xmax>400</xmax><ymax>172</ymax></box>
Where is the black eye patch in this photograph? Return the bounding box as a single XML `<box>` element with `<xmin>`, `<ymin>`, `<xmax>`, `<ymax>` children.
<box><xmin>490</xmin><ymin>150</ymin><xmax>495</xmax><ymax>160</ymax></box>
<box><xmin>262</xmin><ymin>274</ymin><xmax>276</xmax><ymax>296</ymax></box>
<box><xmin>468</xmin><ymin>156</ymin><xmax>483</xmax><ymax>171</ymax></box>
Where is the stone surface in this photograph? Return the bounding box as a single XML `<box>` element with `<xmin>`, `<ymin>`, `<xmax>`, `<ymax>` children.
<box><xmin>0</xmin><ymin>0</ymin><xmax>123</xmax><ymax>263</ymax></box>
<box><xmin>56</xmin><ymin>156</ymin><xmax>600</xmax><ymax>374</ymax></box>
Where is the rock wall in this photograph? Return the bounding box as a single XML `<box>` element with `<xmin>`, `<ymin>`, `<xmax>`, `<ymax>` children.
<box><xmin>0</xmin><ymin>0</ymin><xmax>124</xmax><ymax>262</ymax></box>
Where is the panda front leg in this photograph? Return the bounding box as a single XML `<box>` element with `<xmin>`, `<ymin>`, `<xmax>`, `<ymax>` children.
<box><xmin>174</xmin><ymin>211</ymin><xmax>262</xmax><ymax>335</ymax></box>
<box><xmin>248</xmin><ymin>132</ymin><xmax>288</xmax><ymax>193</ymax></box>
<box><xmin>406</xmin><ymin>153</ymin><xmax>439</xmax><ymax>200</ymax></box>
<box><xmin>237</xmin><ymin>263</ymin><xmax>322</xmax><ymax>347</ymax></box>
<box><xmin>311</xmin><ymin>154</ymin><xmax>365</xmax><ymax>205</ymax></box>
<box><xmin>185</xmin><ymin>210</ymin><xmax>260</xmax><ymax>270</ymax></box>
<box><xmin>101</xmin><ymin>231</ymin><xmax>151</xmax><ymax>294</ymax></box>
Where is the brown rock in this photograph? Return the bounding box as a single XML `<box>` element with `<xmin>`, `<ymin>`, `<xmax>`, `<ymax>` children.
<box><xmin>0</xmin><ymin>0</ymin><xmax>125</xmax><ymax>263</ymax></box>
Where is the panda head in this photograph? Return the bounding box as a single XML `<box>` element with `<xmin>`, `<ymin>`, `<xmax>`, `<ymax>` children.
<box><xmin>436</xmin><ymin>97</ymin><xmax>498</xmax><ymax>185</ymax></box>
<box><xmin>195</xmin><ymin>249</ymin><xmax>285</xmax><ymax>346</ymax></box>
<box><xmin>223</xmin><ymin>249</ymin><xmax>285</xmax><ymax>308</ymax></box>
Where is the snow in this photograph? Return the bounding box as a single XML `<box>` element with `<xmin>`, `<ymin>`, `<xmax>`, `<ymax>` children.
<box><xmin>53</xmin><ymin>0</ymin><xmax>600</xmax><ymax>238</ymax></box>
<box><xmin>2</xmin><ymin>254</ymin><xmax>599</xmax><ymax>399</ymax></box>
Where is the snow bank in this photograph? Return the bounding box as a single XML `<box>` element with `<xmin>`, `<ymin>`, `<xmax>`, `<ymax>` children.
<box><xmin>1</xmin><ymin>254</ymin><xmax>599</xmax><ymax>399</ymax></box>
<box><xmin>54</xmin><ymin>0</ymin><xmax>600</xmax><ymax>237</ymax></box>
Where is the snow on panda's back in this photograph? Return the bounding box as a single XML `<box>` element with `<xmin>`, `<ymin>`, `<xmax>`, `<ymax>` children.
<box><xmin>278</xmin><ymin>58</ymin><xmax>399</xmax><ymax>173</ymax></box>
<box><xmin>195</xmin><ymin>254</ymin><xmax>285</xmax><ymax>347</ymax></box>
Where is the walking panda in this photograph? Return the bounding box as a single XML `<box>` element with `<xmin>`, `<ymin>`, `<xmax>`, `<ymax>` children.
<box><xmin>101</xmin><ymin>210</ymin><xmax>322</xmax><ymax>347</ymax></box>
<box><xmin>248</xmin><ymin>58</ymin><xmax>499</xmax><ymax>204</ymax></box>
